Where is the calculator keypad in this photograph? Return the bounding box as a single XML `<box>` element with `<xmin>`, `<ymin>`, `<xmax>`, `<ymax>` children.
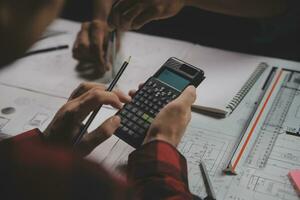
<box><xmin>115</xmin><ymin>78</ymin><xmax>180</xmax><ymax>148</ymax></box>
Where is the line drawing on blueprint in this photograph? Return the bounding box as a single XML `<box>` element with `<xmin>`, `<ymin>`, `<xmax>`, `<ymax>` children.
<box><xmin>0</xmin><ymin>116</ymin><xmax>10</xmax><ymax>132</ymax></box>
<box><xmin>23</xmin><ymin>113</ymin><xmax>49</xmax><ymax>130</ymax></box>
<box><xmin>247</xmin><ymin>175</ymin><xmax>296</xmax><ymax>200</ymax></box>
<box><xmin>178</xmin><ymin>125</ymin><xmax>236</xmax><ymax>197</ymax></box>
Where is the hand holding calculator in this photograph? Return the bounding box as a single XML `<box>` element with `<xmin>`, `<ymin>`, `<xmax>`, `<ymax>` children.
<box><xmin>115</xmin><ymin>57</ymin><xmax>205</xmax><ymax>148</ymax></box>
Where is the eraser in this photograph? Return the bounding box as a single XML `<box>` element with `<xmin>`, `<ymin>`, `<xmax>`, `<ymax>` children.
<box><xmin>288</xmin><ymin>169</ymin><xmax>300</xmax><ymax>196</ymax></box>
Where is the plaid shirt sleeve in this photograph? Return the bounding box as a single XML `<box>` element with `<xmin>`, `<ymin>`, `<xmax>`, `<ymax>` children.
<box><xmin>128</xmin><ymin>140</ymin><xmax>200</xmax><ymax>200</ymax></box>
<box><xmin>0</xmin><ymin>129</ymin><xmax>134</xmax><ymax>200</ymax></box>
<box><xmin>1</xmin><ymin>130</ymin><xmax>200</xmax><ymax>200</ymax></box>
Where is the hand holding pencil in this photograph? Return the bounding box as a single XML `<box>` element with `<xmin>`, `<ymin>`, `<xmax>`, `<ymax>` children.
<box><xmin>43</xmin><ymin>57</ymin><xmax>131</xmax><ymax>156</ymax></box>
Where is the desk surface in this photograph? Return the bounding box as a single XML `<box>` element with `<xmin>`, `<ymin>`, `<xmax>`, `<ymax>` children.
<box><xmin>0</xmin><ymin>19</ymin><xmax>299</xmax><ymax>200</ymax></box>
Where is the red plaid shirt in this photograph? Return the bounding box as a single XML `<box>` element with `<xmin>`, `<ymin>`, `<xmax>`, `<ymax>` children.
<box><xmin>0</xmin><ymin>129</ymin><xmax>200</xmax><ymax>200</ymax></box>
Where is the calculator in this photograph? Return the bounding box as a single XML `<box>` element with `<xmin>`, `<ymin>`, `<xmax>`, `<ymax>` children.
<box><xmin>114</xmin><ymin>57</ymin><xmax>205</xmax><ymax>148</ymax></box>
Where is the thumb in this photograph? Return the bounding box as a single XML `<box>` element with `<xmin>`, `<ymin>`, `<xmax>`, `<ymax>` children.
<box><xmin>81</xmin><ymin>116</ymin><xmax>121</xmax><ymax>154</ymax></box>
<box><xmin>174</xmin><ymin>86</ymin><xmax>197</xmax><ymax>106</ymax></box>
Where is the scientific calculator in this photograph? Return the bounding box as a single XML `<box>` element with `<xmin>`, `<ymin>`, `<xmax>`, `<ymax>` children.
<box><xmin>115</xmin><ymin>57</ymin><xmax>205</xmax><ymax>148</ymax></box>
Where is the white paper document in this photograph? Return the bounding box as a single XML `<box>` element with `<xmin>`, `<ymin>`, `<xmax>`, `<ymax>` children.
<box><xmin>0</xmin><ymin>84</ymin><xmax>65</xmax><ymax>136</ymax></box>
<box><xmin>0</xmin><ymin>19</ymin><xmax>298</xmax><ymax>117</ymax></box>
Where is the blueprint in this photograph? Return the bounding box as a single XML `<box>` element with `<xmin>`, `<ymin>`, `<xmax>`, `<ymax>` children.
<box><xmin>0</xmin><ymin>84</ymin><xmax>64</xmax><ymax>136</ymax></box>
<box><xmin>180</xmin><ymin>69</ymin><xmax>300</xmax><ymax>200</ymax></box>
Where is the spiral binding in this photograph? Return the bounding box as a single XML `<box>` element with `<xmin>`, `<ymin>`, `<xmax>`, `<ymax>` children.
<box><xmin>226</xmin><ymin>63</ymin><xmax>268</xmax><ymax>113</ymax></box>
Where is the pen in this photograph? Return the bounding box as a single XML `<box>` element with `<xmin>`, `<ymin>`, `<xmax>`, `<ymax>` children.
<box><xmin>73</xmin><ymin>56</ymin><xmax>131</xmax><ymax>146</ymax></box>
<box><xmin>199</xmin><ymin>161</ymin><xmax>216</xmax><ymax>200</ymax></box>
<box><xmin>22</xmin><ymin>45</ymin><xmax>69</xmax><ymax>58</ymax></box>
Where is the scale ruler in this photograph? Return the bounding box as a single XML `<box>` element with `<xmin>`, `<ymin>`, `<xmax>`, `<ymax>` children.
<box><xmin>224</xmin><ymin>68</ymin><xmax>300</xmax><ymax>175</ymax></box>
<box><xmin>226</xmin><ymin>69</ymin><xmax>297</xmax><ymax>174</ymax></box>
<box><xmin>245</xmin><ymin>72</ymin><xmax>297</xmax><ymax>168</ymax></box>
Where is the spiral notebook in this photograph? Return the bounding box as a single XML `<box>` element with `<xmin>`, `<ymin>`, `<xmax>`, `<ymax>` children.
<box><xmin>192</xmin><ymin>62</ymin><xmax>268</xmax><ymax>118</ymax></box>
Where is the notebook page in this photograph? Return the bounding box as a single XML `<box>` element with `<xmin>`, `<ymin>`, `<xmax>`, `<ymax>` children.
<box><xmin>184</xmin><ymin>45</ymin><xmax>266</xmax><ymax>113</ymax></box>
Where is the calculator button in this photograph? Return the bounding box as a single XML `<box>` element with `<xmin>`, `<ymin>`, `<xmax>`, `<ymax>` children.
<box><xmin>122</xmin><ymin>126</ymin><xmax>129</xmax><ymax>132</ymax></box>
<box><xmin>166</xmin><ymin>99</ymin><xmax>172</xmax><ymax>103</ymax></box>
<box><xmin>137</xmin><ymin>111</ymin><xmax>144</xmax><ymax>116</ymax></box>
<box><xmin>149</xmin><ymin>109</ymin><xmax>155</xmax><ymax>116</ymax></box>
<box><xmin>135</xmin><ymin>94</ymin><xmax>141</xmax><ymax>99</ymax></box>
<box><xmin>126</xmin><ymin>112</ymin><xmax>133</xmax><ymax>119</ymax></box>
<box><xmin>147</xmin><ymin>89</ymin><xmax>154</xmax><ymax>94</ymax></box>
<box><xmin>128</xmin><ymin>130</ymin><xmax>135</xmax><ymax>136</ymax></box>
<box><xmin>127</xmin><ymin>121</ymin><xmax>134</xmax><ymax>128</ymax></box>
<box><xmin>140</xmin><ymin>104</ymin><xmax>146</xmax><ymax>110</ymax></box>
<box><xmin>125</xmin><ymin>104</ymin><xmax>133</xmax><ymax>110</ymax></box>
<box><xmin>122</xmin><ymin>118</ymin><xmax>128</xmax><ymax>124</ymax></box>
<box><xmin>137</xmin><ymin>128</ymin><xmax>145</xmax><ymax>135</ymax></box>
<box><xmin>140</xmin><ymin>97</ymin><xmax>145</xmax><ymax>102</ymax></box>
<box><xmin>132</xmin><ymin>133</ymin><xmax>141</xmax><ymax>139</ymax></box>
<box><xmin>142</xmin><ymin>113</ymin><xmax>149</xmax><ymax>120</ymax></box>
<box><xmin>120</xmin><ymin>110</ymin><xmax>128</xmax><ymax>116</ymax></box>
<box><xmin>137</xmin><ymin>119</ymin><xmax>144</xmax><ymax>125</ymax></box>
<box><xmin>133</xmin><ymin>102</ymin><xmax>139</xmax><ymax>107</ymax></box>
<box><xmin>148</xmin><ymin>96</ymin><xmax>153</xmax><ymax>101</ymax></box>
<box><xmin>147</xmin><ymin>117</ymin><xmax>154</xmax><ymax>123</ymax></box>
<box><xmin>132</xmin><ymin>116</ymin><xmax>139</xmax><ymax>122</ymax></box>
<box><xmin>143</xmin><ymin>122</ymin><xmax>150</xmax><ymax>129</ymax></box>
<box><xmin>132</xmin><ymin>125</ymin><xmax>139</xmax><ymax>131</ymax></box>
<box><xmin>131</xmin><ymin>107</ymin><xmax>139</xmax><ymax>113</ymax></box>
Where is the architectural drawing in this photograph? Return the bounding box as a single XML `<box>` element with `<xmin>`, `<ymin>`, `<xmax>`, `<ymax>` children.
<box><xmin>0</xmin><ymin>116</ymin><xmax>10</xmax><ymax>131</ymax></box>
<box><xmin>23</xmin><ymin>113</ymin><xmax>49</xmax><ymax>130</ymax></box>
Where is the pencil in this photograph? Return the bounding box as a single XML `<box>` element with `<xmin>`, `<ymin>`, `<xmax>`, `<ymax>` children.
<box><xmin>199</xmin><ymin>161</ymin><xmax>216</xmax><ymax>200</ymax></box>
<box><xmin>73</xmin><ymin>56</ymin><xmax>131</xmax><ymax>146</ymax></box>
<box><xmin>22</xmin><ymin>45</ymin><xmax>69</xmax><ymax>58</ymax></box>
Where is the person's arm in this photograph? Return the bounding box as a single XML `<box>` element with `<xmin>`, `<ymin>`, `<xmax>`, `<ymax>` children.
<box><xmin>0</xmin><ymin>130</ymin><xmax>134</xmax><ymax>200</ymax></box>
<box><xmin>127</xmin><ymin>86</ymin><xmax>201</xmax><ymax>199</ymax></box>
<box><xmin>72</xmin><ymin>0</ymin><xmax>117</xmax><ymax>76</ymax></box>
<box><xmin>128</xmin><ymin>141</ymin><xmax>195</xmax><ymax>199</ymax></box>
<box><xmin>185</xmin><ymin>0</ymin><xmax>288</xmax><ymax>18</ymax></box>
<box><xmin>93</xmin><ymin>0</ymin><xmax>115</xmax><ymax>21</ymax></box>
<box><xmin>109</xmin><ymin>0</ymin><xmax>288</xmax><ymax>31</ymax></box>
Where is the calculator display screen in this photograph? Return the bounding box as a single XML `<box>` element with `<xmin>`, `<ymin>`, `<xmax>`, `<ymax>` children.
<box><xmin>157</xmin><ymin>69</ymin><xmax>190</xmax><ymax>91</ymax></box>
